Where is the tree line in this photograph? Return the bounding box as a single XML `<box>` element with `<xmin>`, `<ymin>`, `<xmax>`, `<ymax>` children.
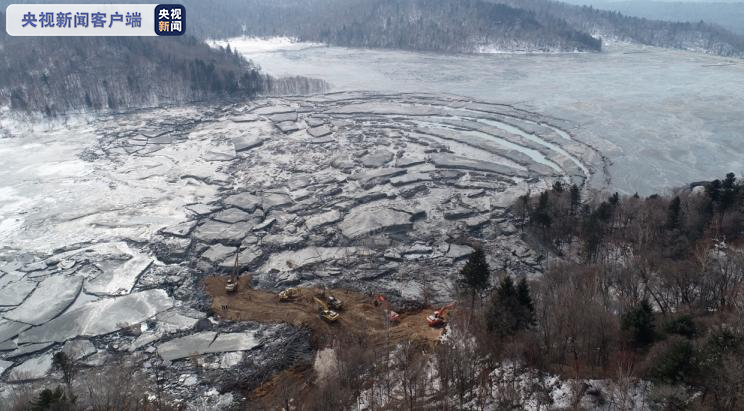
<box><xmin>175</xmin><ymin>0</ymin><xmax>743</xmax><ymax>57</ymax></box>
<box><xmin>3</xmin><ymin>0</ymin><xmax>742</xmax><ymax>57</ymax></box>
<box><xmin>563</xmin><ymin>0</ymin><xmax>744</xmax><ymax>36</ymax></box>
<box><xmin>4</xmin><ymin>0</ymin><xmax>741</xmax><ymax>57</ymax></box>
<box><xmin>179</xmin><ymin>0</ymin><xmax>603</xmax><ymax>53</ymax></box>
<box><xmin>495</xmin><ymin>0</ymin><xmax>744</xmax><ymax>57</ymax></box>
<box><xmin>506</xmin><ymin>173</ymin><xmax>744</xmax><ymax>409</ymax></box>
<box><xmin>0</xmin><ymin>12</ymin><xmax>328</xmax><ymax>115</ymax></box>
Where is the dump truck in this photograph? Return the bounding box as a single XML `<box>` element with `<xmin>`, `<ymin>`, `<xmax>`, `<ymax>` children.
<box><xmin>314</xmin><ymin>296</ymin><xmax>340</xmax><ymax>322</ymax></box>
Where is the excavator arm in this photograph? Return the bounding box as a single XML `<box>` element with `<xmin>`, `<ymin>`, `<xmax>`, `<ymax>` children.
<box><xmin>434</xmin><ymin>302</ymin><xmax>456</xmax><ymax>317</ymax></box>
<box><xmin>376</xmin><ymin>295</ymin><xmax>400</xmax><ymax>323</ymax></box>
<box><xmin>313</xmin><ymin>297</ymin><xmax>339</xmax><ymax>322</ymax></box>
<box><xmin>427</xmin><ymin>302</ymin><xmax>455</xmax><ymax>327</ymax></box>
<box><xmin>313</xmin><ymin>296</ymin><xmax>329</xmax><ymax>311</ymax></box>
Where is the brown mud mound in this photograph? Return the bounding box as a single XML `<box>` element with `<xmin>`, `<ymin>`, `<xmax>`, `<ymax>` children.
<box><xmin>204</xmin><ymin>276</ymin><xmax>444</xmax><ymax>349</ymax></box>
<box><xmin>204</xmin><ymin>276</ymin><xmax>448</xmax><ymax>404</ymax></box>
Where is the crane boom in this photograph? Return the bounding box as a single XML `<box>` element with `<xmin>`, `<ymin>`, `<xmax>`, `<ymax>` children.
<box><xmin>225</xmin><ymin>248</ymin><xmax>240</xmax><ymax>293</ymax></box>
<box><xmin>231</xmin><ymin>251</ymin><xmax>239</xmax><ymax>282</ymax></box>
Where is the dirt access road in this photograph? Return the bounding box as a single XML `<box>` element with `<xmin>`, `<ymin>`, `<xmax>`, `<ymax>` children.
<box><xmin>204</xmin><ymin>276</ymin><xmax>444</xmax><ymax>349</ymax></box>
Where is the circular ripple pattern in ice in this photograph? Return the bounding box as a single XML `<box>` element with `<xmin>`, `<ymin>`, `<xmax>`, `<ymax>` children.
<box><xmin>0</xmin><ymin>92</ymin><xmax>605</xmax><ymax>399</ymax></box>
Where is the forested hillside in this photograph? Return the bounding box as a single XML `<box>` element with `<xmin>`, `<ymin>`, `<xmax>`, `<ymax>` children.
<box><xmin>174</xmin><ymin>0</ymin><xmax>744</xmax><ymax>56</ymax></box>
<box><xmin>3</xmin><ymin>0</ymin><xmax>742</xmax><ymax>56</ymax></box>
<box><xmin>183</xmin><ymin>0</ymin><xmax>602</xmax><ymax>53</ymax></box>
<box><xmin>491</xmin><ymin>174</ymin><xmax>744</xmax><ymax>409</ymax></box>
<box><xmin>561</xmin><ymin>0</ymin><xmax>744</xmax><ymax>35</ymax></box>
<box><xmin>494</xmin><ymin>0</ymin><xmax>744</xmax><ymax>56</ymax></box>
<box><xmin>0</xmin><ymin>12</ymin><xmax>327</xmax><ymax>114</ymax></box>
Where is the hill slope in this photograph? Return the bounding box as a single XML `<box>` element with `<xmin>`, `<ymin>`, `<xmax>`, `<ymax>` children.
<box><xmin>493</xmin><ymin>0</ymin><xmax>744</xmax><ymax>56</ymax></box>
<box><xmin>178</xmin><ymin>0</ymin><xmax>744</xmax><ymax>56</ymax></box>
<box><xmin>560</xmin><ymin>0</ymin><xmax>744</xmax><ymax>35</ymax></box>
<box><xmin>3</xmin><ymin>0</ymin><xmax>741</xmax><ymax>56</ymax></box>
<box><xmin>185</xmin><ymin>0</ymin><xmax>602</xmax><ymax>52</ymax></box>
<box><xmin>0</xmin><ymin>12</ymin><xmax>327</xmax><ymax>114</ymax></box>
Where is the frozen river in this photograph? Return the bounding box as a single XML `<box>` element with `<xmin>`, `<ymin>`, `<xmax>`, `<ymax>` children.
<box><xmin>217</xmin><ymin>38</ymin><xmax>744</xmax><ymax>195</ymax></box>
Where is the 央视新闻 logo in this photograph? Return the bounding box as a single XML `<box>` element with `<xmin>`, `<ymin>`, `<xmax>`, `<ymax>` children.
<box><xmin>154</xmin><ymin>4</ymin><xmax>184</xmax><ymax>36</ymax></box>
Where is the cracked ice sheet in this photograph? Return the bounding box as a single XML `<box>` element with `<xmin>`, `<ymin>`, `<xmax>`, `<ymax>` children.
<box><xmin>17</xmin><ymin>289</ymin><xmax>174</xmax><ymax>344</ymax></box>
<box><xmin>157</xmin><ymin>331</ymin><xmax>261</xmax><ymax>361</ymax></box>
<box><xmin>3</xmin><ymin>274</ymin><xmax>83</xmax><ymax>325</ymax></box>
<box><xmin>84</xmin><ymin>242</ymin><xmax>153</xmax><ymax>296</ymax></box>
<box><xmin>260</xmin><ymin>247</ymin><xmax>375</xmax><ymax>272</ymax></box>
<box><xmin>234</xmin><ymin>40</ymin><xmax>744</xmax><ymax>194</ymax></box>
<box><xmin>0</xmin><ymin>278</ymin><xmax>37</xmax><ymax>307</ymax></box>
<box><xmin>0</xmin><ymin>359</ymin><xmax>12</xmax><ymax>375</ymax></box>
<box><xmin>0</xmin><ymin>114</ymin><xmax>226</xmax><ymax>252</ymax></box>
<box><xmin>7</xmin><ymin>352</ymin><xmax>53</xmax><ymax>382</ymax></box>
<box><xmin>0</xmin><ymin>320</ymin><xmax>31</xmax><ymax>343</ymax></box>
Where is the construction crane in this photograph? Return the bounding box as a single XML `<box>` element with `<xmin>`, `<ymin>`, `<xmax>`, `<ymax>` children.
<box><xmin>225</xmin><ymin>250</ymin><xmax>239</xmax><ymax>293</ymax></box>
<box><xmin>375</xmin><ymin>295</ymin><xmax>400</xmax><ymax>323</ymax></box>
<box><xmin>278</xmin><ymin>287</ymin><xmax>301</xmax><ymax>302</ymax></box>
<box><xmin>313</xmin><ymin>296</ymin><xmax>340</xmax><ymax>322</ymax></box>
<box><xmin>427</xmin><ymin>302</ymin><xmax>455</xmax><ymax>327</ymax></box>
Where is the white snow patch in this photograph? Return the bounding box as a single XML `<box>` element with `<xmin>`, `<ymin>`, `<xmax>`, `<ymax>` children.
<box><xmin>209</xmin><ymin>36</ymin><xmax>324</xmax><ymax>55</ymax></box>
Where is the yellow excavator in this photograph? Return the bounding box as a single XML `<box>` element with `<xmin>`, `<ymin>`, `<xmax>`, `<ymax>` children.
<box><xmin>278</xmin><ymin>287</ymin><xmax>301</xmax><ymax>302</ymax></box>
<box><xmin>225</xmin><ymin>251</ymin><xmax>239</xmax><ymax>293</ymax></box>
<box><xmin>313</xmin><ymin>296</ymin><xmax>340</xmax><ymax>323</ymax></box>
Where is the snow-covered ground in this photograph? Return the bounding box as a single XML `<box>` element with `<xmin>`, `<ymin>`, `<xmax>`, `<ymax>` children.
<box><xmin>220</xmin><ymin>37</ymin><xmax>744</xmax><ymax>195</ymax></box>
<box><xmin>0</xmin><ymin>108</ymin><xmax>223</xmax><ymax>252</ymax></box>
<box><xmin>208</xmin><ymin>36</ymin><xmax>324</xmax><ymax>55</ymax></box>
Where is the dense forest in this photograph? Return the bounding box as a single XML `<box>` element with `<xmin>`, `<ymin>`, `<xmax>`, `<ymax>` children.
<box><xmin>3</xmin><ymin>0</ymin><xmax>742</xmax><ymax>56</ymax></box>
<box><xmin>173</xmin><ymin>0</ymin><xmax>744</xmax><ymax>56</ymax></box>
<box><xmin>182</xmin><ymin>0</ymin><xmax>602</xmax><ymax>53</ymax></box>
<box><xmin>483</xmin><ymin>173</ymin><xmax>744</xmax><ymax>409</ymax></box>
<box><xmin>0</xmin><ymin>12</ymin><xmax>327</xmax><ymax>114</ymax></box>
<box><xmin>562</xmin><ymin>0</ymin><xmax>744</xmax><ymax>35</ymax></box>
<box><xmin>494</xmin><ymin>0</ymin><xmax>744</xmax><ymax>57</ymax></box>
